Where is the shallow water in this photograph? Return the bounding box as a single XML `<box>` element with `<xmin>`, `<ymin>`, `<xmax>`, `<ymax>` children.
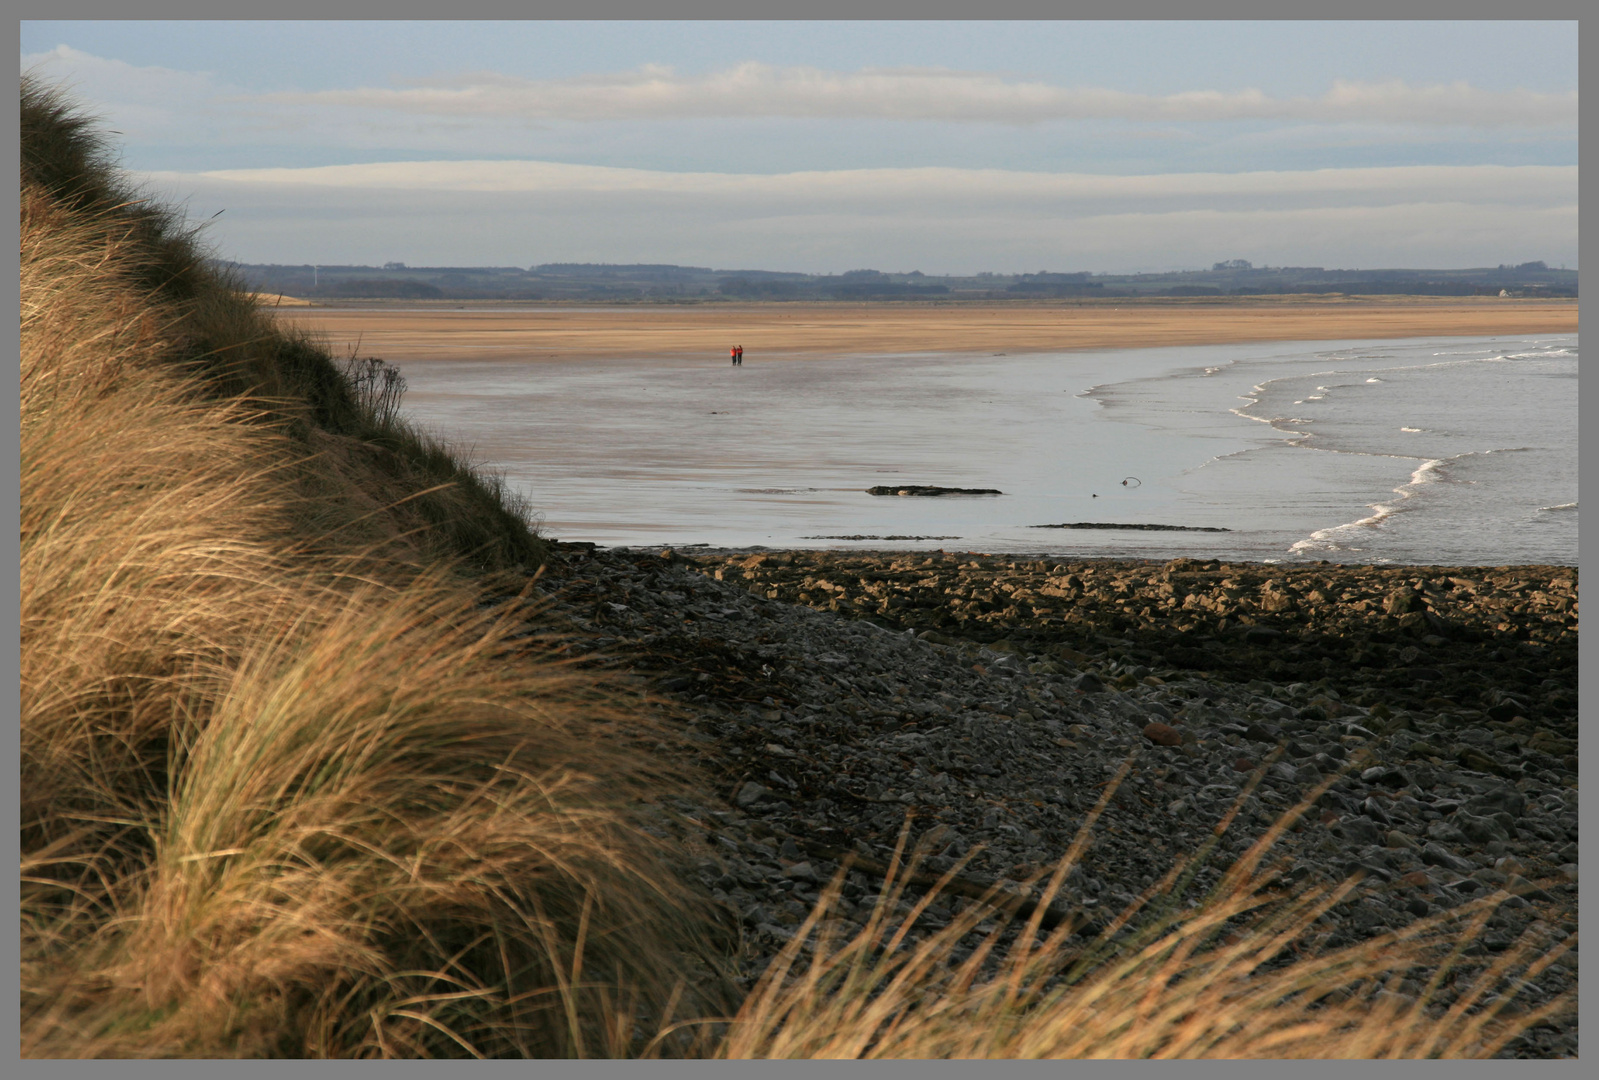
<box><xmin>395</xmin><ymin>333</ymin><xmax>1577</xmax><ymax>566</ymax></box>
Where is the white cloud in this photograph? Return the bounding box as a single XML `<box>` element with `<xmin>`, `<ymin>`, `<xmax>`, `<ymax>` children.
<box><xmin>21</xmin><ymin>45</ymin><xmax>225</xmax><ymax>139</ymax></box>
<box><xmin>260</xmin><ymin>64</ymin><xmax>1578</xmax><ymax>128</ymax></box>
<box><xmin>166</xmin><ymin>160</ymin><xmax>1576</xmax><ymax>212</ymax></box>
<box><xmin>139</xmin><ymin>161</ymin><xmax>1577</xmax><ymax>272</ymax></box>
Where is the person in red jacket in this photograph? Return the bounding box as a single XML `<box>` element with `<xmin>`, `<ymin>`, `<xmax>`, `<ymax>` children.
<box><xmin>731</xmin><ymin>345</ymin><xmax>738</xmax><ymax>366</ymax></box>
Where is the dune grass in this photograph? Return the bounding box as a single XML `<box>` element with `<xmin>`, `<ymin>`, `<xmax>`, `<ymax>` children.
<box><xmin>21</xmin><ymin>75</ymin><xmax>735</xmax><ymax>1058</ymax></box>
<box><xmin>19</xmin><ymin>74</ymin><xmax>1575</xmax><ymax>1058</ymax></box>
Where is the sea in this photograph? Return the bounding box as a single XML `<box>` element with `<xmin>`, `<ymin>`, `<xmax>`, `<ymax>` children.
<box><xmin>394</xmin><ymin>333</ymin><xmax>1578</xmax><ymax>567</ymax></box>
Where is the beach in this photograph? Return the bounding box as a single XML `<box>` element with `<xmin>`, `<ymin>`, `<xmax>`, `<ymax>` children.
<box><xmin>269</xmin><ymin>297</ymin><xmax>1578</xmax><ymax>363</ymax></box>
<box><xmin>281</xmin><ymin>294</ymin><xmax>1580</xmax><ymax>1055</ymax></box>
<box><xmin>323</xmin><ymin>330</ymin><xmax>1577</xmax><ymax>567</ymax></box>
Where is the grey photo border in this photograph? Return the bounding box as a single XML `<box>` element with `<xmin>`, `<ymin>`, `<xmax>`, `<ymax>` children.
<box><xmin>10</xmin><ymin>3</ymin><xmax>1584</xmax><ymax>1077</ymax></box>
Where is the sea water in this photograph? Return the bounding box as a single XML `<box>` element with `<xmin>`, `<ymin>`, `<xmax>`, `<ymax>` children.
<box><xmin>395</xmin><ymin>334</ymin><xmax>1577</xmax><ymax>567</ymax></box>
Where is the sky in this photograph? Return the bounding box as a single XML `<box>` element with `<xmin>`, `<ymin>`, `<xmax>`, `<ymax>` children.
<box><xmin>19</xmin><ymin>21</ymin><xmax>1579</xmax><ymax>274</ymax></box>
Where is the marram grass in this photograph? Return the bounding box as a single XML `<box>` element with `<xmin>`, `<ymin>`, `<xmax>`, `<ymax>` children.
<box><xmin>21</xmin><ymin>75</ymin><xmax>734</xmax><ymax>1058</ymax></box>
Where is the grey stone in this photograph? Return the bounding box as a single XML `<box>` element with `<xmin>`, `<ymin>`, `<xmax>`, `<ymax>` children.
<box><xmin>1453</xmin><ymin>811</ymin><xmax>1510</xmax><ymax>846</ymax></box>
<box><xmin>1506</xmin><ymin>874</ymin><xmax>1556</xmax><ymax>902</ymax></box>
<box><xmin>1361</xmin><ymin>765</ymin><xmax>1411</xmax><ymax>789</ymax></box>
<box><xmin>1464</xmin><ymin>786</ymin><xmax>1527</xmax><ymax>819</ymax></box>
<box><xmin>1333</xmin><ymin>817</ymin><xmax>1385</xmax><ymax>846</ymax></box>
<box><xmin>1426</xmin><ymin>820</ymin><xmax>1466</xmax><ymax>844</ymax></box>
<box><xmin>782</xmin><ymin>861</ymin><xmax>821</xmax><ymax>884</ymax></box>
<box><xmin>1421</xmin><ymin>842</ymin><xmax>1476</xmax><ymax>873</ymax></box>
<box><xmin>735</xmin><ymin>781</ymin><xmax>773</xmax><ymax>808</ymax></box>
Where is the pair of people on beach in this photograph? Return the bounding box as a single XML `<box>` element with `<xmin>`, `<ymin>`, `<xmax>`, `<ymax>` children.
<box><xmin>730</xmin><ymin>345</ymin><xmax>744</xmax><ymax>365</ymax></box>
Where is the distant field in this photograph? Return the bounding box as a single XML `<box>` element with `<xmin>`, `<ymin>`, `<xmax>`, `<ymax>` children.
<box><xmin>271</xmin><ymin>297</ymin><xmax>1578</xmax><ymax>362</ymax></box>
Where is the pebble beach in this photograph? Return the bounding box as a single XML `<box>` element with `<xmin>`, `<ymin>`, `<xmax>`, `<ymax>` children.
<box><xmin>526</xmin><ymin>542</ymin><xmax>1579</xmax><ymax>1057</ymax></box>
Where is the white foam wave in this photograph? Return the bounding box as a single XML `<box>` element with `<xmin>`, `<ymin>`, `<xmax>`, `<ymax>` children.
<box><xmin>1506</xmin><ymin>348</ymin><xmax>1577</xmax><ymax>360</ymax></box>
<box><xmin>1539</xmin><ymin>502</ymin><xmax>1578</xmax><ymax>512</ymax></box>
<box><xmin>1289</xmin><ymin>456</ymin><xmax>1449</xmax><ymax>553</ymax></box>
<box><xmin>1366</xmin><ymin>377</ymin><xmax>1382</xmax><ymax>383</ymax></box>
<box><xmin>1408</xmin><ymin>458</ymin><xmax>1449</xmax><ymax>485</ymax></box>
<box><xmin>1400</xmin><ymin>426</ymin><xmax>1424</xmax><ymax>432</ymax></box>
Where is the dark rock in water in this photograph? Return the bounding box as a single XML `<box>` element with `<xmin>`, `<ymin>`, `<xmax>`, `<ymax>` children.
<box><xmin>1029</xmin><ymin>522</ymin><xmax>1231</xmax><ymax>532</ymax></box>
<box><xmin>801</xmin><ymin>534</ymin><xmax>963</xmax><ymax>541</ymax></box>
<box><xmin>1243</xmin><ymin>626</ymin><xmax>1285</xmax><ymax>645</ymax></box>
<box><xmin>867</xmin><ymin>485</ymin><xmax>1002</xmax><ymax>497</ymax></box>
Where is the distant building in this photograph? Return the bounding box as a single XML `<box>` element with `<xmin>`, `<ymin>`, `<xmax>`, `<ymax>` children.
<box><xmin>1212</xmin><ymin>259</ymin><xmax>1253</xmax><ymax>271</ymax></box>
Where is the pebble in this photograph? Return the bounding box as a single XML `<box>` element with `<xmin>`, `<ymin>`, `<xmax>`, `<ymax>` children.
<box><xmin>1143</xmin><ymin>722</ymin><xmax>1183</xmax><ymax>747</ymax></box>
<box><xmin>523</xmin><ymin>543</ymin><xmax>1578</xmax><ymax>1058</ymax></box>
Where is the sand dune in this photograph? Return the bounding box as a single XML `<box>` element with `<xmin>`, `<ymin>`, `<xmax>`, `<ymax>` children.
<box><xmin>270</xmin><ymin>297</ymin><xmax>1577</xmax><ymax>363</ymax></box>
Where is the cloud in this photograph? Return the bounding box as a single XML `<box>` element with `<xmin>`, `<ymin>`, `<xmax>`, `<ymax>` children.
<box><xmin>21</xmin><ymin>45</ymin><xmax>225</xmax><ymax>139</ymax></box>
<box><xmin>169</xmin><ymin>160</ymin><xmax>1576</xmax><ymax>212</ymax></box>
<box><xmin>138</xmin><ymin>161</ymin><xmax>1577</xmax><ymax>272</ymax></box>
<box><xmin>260</xmin><ymin>64</ymin><xmax>1577</xmax><ymax>128</ymax></box>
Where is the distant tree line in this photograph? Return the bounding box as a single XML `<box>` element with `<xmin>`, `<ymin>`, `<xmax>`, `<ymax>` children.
<box><xmin>221</xmin><ymin>259</ymin><xmax>1576</xmax><ymax>302</ymax></box>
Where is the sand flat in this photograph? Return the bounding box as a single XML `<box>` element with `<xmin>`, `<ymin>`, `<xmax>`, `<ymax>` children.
<box><xmin>271</xmin><ymin>298</ymin><xmax>1578</xmax><ymax>362</ymax></box>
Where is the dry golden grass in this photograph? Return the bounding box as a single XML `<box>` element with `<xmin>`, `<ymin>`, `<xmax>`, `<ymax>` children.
<box><xmin>21</xmin><ymin>80</ymin><xmax>735</xmax><ymax>1058</ymax></box>
<box><xmin>708</xmin><ymin>762</ymin><xmax>1576</xmax><ymax>1060</ymax></box>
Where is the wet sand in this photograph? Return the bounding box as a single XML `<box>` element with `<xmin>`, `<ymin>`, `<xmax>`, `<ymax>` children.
<box><xmin>269</xmin><ymin>297</ymin><xmax>1578</xmax><ymax>363</ymax></box>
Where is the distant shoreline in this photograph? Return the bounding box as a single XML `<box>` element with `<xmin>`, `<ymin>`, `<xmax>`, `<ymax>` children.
<box><xmin>270</xmin><ymin>297</ymin><xmax>1577</xmax><ymax>363</ymax></box>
